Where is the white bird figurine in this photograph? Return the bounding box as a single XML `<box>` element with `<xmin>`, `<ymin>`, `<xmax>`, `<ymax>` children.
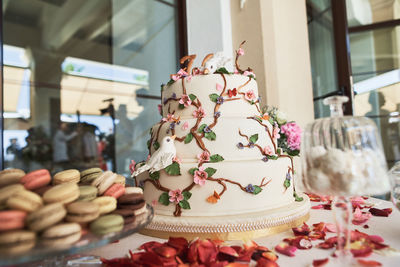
<box><xmin>202</xmin><ymin>52</ymin><xmax>232</xmax><ymax>73</ymax></box>
<box><xmin>131</xmin><ymin>135</ymin><xmax>177</xmax><ymax>177</ymax></box>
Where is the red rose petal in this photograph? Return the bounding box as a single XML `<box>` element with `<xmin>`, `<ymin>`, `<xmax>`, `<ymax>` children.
<box><xmin>256</xmin><ymin>258</ymin><xmax>280</xmax><ymax>267</ymax></box>
<box><xmin>357</xmin><ymin>259</ymin><xmax>382</xmax><ymax>266</ymax></box>
<box><xmin>275</xmin><ymin>243</ymin><xmax>297</xmax><ymax>257</ymax></box>
<box><xmin>153</xmin><ymin>245</ymin><xmax>177</xmax><ymax>258</ymax></box>
<box><xmin>292</xmin><ymin>222</ymin><xmax>311</xmax><ymax>236</ymax></box>
<box><xmin>225</xmin><ymin>263</ymin><xmax>250</xmax><ymax>267</ymax></box>
<box><xmin>317</xmin><ymin>236</ymin><xmax>337</xmax><ymax>249</ymax></box>
<box><xmin>312</xmin><ymin>222</ymin><xmax>325</xmax><ymax>232</ymax></box>
<box><xmin>139</xmin><ymin>241</ymin><xmax>164</xmax><ymax>252</ymax></box>
<box><xmin>369</xmin><ymin>208</ymin><xmax>392</xmax><ymax>217</ymax></box>
<box><xmin>167</xmin><ymin>237</ymin><xmax>188</xmax><ymax>250</ymax></box>
<box><xmin>219</xmin><ymin>246</ymin><xmax>239</xmax><ymax>258</ymax></box>
<box><xmin>368</xmin><ymin>235</ymin><xmax>384</xmax><ymax>243</ymax></box>
<box><xmin>197</xmin><ymin>239</ymin><xmax>219</xmax><ymax>264</ymax></box>
<box><xmin>312</xmin><ymin>204</ymin><xmax>324</xmax><ymax>209</ymax></box>
<box><xmin>261</xmin><ymin>251</ymin><xmax>278</xmax><ymax>261</ymax></box>
<box><xmin>351</xmin><ymin>247</ymin><xmax>373</xmax><ymax>258</ymax></box>
<box><xmin>309</xmin><ymin>231</ymin><xmax>326</xmax><ymax>240</ymax></box>
<box><xmin>312</xmin><ymin>258</ymin><xmax>329</xmax><ymax>267</ymax></box>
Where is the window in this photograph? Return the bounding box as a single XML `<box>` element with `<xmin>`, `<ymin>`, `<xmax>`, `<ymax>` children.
<box><xmin>1</xmin><ymin>0</ymin><xmax>186</xmax><ymax>177</ymax></box>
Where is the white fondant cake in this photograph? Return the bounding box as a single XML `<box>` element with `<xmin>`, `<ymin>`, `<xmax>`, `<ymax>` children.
<box><xmin>134</xmin><ymin>46</ymin><xmax>309</xmax><ymax>239</ymax></box>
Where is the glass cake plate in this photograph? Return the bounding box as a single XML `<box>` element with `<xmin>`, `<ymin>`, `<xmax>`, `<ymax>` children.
<box><xmin>0</xmin><ymin>204</ymin><xmax>153</xmax><ymax>267</ymax></box>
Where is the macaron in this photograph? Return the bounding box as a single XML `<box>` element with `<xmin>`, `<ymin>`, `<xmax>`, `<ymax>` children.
<box><xmin>53</xmin><ymin>169</ymin><xmax>80</xmax><ymax>185</ymax></box>
<box><xmin>7</xmin><ymin>190</ymin><xmax>43</xmax><ymax>212</ymax></box>
<box><xmin>0</xmin><ymin>169</ymin><xmax>25</xmax><ymax>188</ymax></box>
<box><xmin>80</xmin><ymin>168</ymin><xmax>103</xmax><ymax>185</ymax></box>
<box><xmin>103</xmin><ymin>183</ymin><xmax>125</xmax><ymax>199</ymax></box>
<box><xmin>112</xmin><ymin>209</ymin><xmax>135</xmax><ymax>225</ymax></box>
<box><xmin>0</xmin><ymin>184</ymin><xmax>25</xmax><ymax>209</ymax></box>
<box><xmin>41</xmin><ymin>223</ymin><xmax>81</xmax><ymax>247</ymax></box>
<box><xmin>66</xmin><ymin>201</ymin><xmax>100</xmax><ymax>223</ymax></box>
<box><xmin>124</xmin><ymin>187</ymin><xmax>143</xmax><ymax>195</ymax></box>
<box><xmin>26</xmin><ymin>203</ymin><xmax>67</xmax><ymax>232</ymax></box>
<box><xmin>133</xmin><ymin>204</ymin><xmax>147</xmax><ymax>216</ymax></box>
<box><xmin>20</xmin><ymin>169</ymin><xmax>51</xmax><ymax>190</ymax></box>
<box><xmin>78</xmin><ymin>185</ymin><xmax>98</xmax><ymax>201</ymax></box>
<box><xmin>43</xmin><ymin>183</ymin><xmax>79</xmax><ymax>204</ymax></box>
<box><xmin>92</xmin><ymin>196</ymin><xmax>117</xmax><ymax>215</ymax></box>
<box><xmin>91</xmin><ymin>171</ymin><xmax>117</xmax><ymax>195</ymax></box>
<box><xmin>90</xmin><ymin>214</ymin><xmax>124</xmax><ymax>236</ymax></box>
<box><xmin>0</xmin><ymin>210</ymin><xmax>27</xmax><ymax>231</ymax></box>
<box><xmin>33</xmin><ymin>185</ymin><xmax>53</xmax><ymax>196</ymax></box>
<box><xmin>0</xmin><ymin>230</ymin><xmax>36</xmax><ymax>254</ymax></box>
<box><xmin>114</xmin><ymin>175</ymin><xmax>126</xmax><ymax>185</ymax></box>
<box><xmin>118</xmin><ymin>193</ymin><xmax>145</xmax><ymax>211</ymax></box>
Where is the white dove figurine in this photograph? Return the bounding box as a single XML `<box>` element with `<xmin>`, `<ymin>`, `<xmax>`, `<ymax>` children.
<box><xmin>203</xmin><ymin>52</ymin><xmax>232</xmax><ymax>73</ymax></box>
<box><xmin>131</xmin><ymin>135</ymin><xmax>177</xmax><ymax>177</ymax></box>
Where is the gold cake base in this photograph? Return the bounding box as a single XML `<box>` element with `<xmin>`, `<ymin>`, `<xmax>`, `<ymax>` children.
<box><xmin>140</xmin><ymin>194</ymin><xmax>310</xmax><ymax>241</ymax></box>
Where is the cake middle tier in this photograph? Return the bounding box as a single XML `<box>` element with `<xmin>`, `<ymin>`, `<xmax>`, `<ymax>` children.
<box><xmin>138</xmin><ymin>157</ymin><xmax>295</xmax><ymax>217</ymax></box>
<box><xmin>149</xmin><ymin>117</ymin><xmax>277</xmax><ymax>160</ymax></box>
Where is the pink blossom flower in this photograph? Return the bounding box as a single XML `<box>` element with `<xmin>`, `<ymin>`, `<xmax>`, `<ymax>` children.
<box><xmin>234</xmin><ymin>68</ymin><xmax>240</xmax><ymax>74</ymax></box>
<box><xmin>157</xmin><ymin>104</ymin><xmax>162</xmax><ymax>115</ymax></box>
<box><xmin>193</xmin><ymin>107</ymin><xmax>206</xmax><ymax>118</ymax></box>
<box><xmin>171</xmin><ymin>69</ymin><xmax>189</xmax><ymax>81</ymax></box>
<box><xmin>273</xmin><ymin>123</ymin><xmax>281</xmax><ymax>139</ymax></box>
<box><xmin>244</xmin><ymin>90</ymin><xmax>256</xmax><ymax>101</ymax></box>
<box><xmin>194</xmin><ymin>166</ymin><xmax>208</xmax><ymax>186</ymax></box>
<box><xmin>151</xmin><ymin>200</ymin><xmax>158</xmax><ymax>207</ymax></box>
<box><xmin>129</xmin><ymin>160</ymin><xmax>136</xmax><ymax>174</ymax></box>
<box><xmin>162</xmin><ymin>113</ymin><xmax>176</xmax><ymax>122</ymax></box>
<box><xmin>197</xmin><ymin>151</ymin><xmax>210</xmax><ymax>163</ymax></box>
<box><xmin>280</xmin><ymin>122</ymin><xmax>302</xmax><ymax>150</ymax></box>
<box><xmin>263</xmin><ymin>146</ymin><xmax>274</xmax><ymax>156</ymax></box>
<box><xmin>243</xmin><ymin>70</ymin><xmax>256</xmax><ymax>78</ymax></box>
<box><xmin>179</xmin><ymin>94</ymin><xmax>192</xmax><ymax>107</ymax></box>
<box><xmin>186</xmin><ymin>75</ymin><xmax>192</xmax><ymax>82</ymax></box>
<box><xmin>216</xmin><ymin>83</ymin><xmax>223</xmax><ymax>92</ymax></box>
<box><xmin>182</xmin><ymin>121</ymin><xmax>189</xmax><ymax>130</ymax></box>
<box><xmin>173</xmin><ymin>156</ymin><xmax>182</xmax><ymax>164</ymax></box>
<box><xmin>169</xmin><ymin>189</ymin><xmax>184</xmax><ymax>203</ymax></box>
<box><xmin>237</xmin><ymin>48</ymin><xmax>245</xmax><ymax>56</ymax></box>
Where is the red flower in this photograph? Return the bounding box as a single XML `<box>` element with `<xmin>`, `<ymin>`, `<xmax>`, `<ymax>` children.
<box><xmin>228</xmin><ymin>88</ymin><xmax>237</xmax><ymax>97</ymax></box>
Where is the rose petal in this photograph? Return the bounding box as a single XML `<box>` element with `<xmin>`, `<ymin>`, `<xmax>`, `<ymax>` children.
<box><xmin>317</xmin><ymin>237</ymin><xmax>337</xmax><ymax>249</ymax></box>
<box><xmin>312</xmin><ymin>204</ymin><xmax>324</xmax><ymax>209</ymax></box>
<box><xmin>369</xmin><ymin>207</ymin><xmax>392</xmax><ymax>217</ymax></box>
<box><xmin>139</xmin><ymin>241</ymin><xmax>164</xmax><ymax>252</ymax></box>
<box><xmin>309</xmin><ymin>231</ymin><xmax>326</xmax><ymax>240</ymax></box>
<box><xmin>219</xmin><ymin>246</ymin><xmax>239</xmax><ymax>257</ymax></box>
<box><xmin>368</xmin><ymin>235</ymin><xmax>384</xmax><ymax>243</ymax></box>
<box><xmin>275</xmin><ymin>243</ymin><xmax>297</xmax><ymax>257</ymax></box>
<box><xmin>352</xmin><ymin>208</ymin><xmax>372</xmax><ymax>225</ymax></box>
<box><xmin>153</xmin><ymin>245</ymin><xmax>177</xmax><ymax>258</ymax></box>
<box><xmin>357</xmin><ymin>259</ymin><xmax>382</xmax><ymax>267</ymax></box>
<box><xmin>292</xmin><ymin>222</ymin><xmax>311</xmax><ymax>236</ymax></box>
<box><xmin>261</xmin><ymin>251</ymin><xmax>278</xmax><ymax>261</ymax></box>
<box><xmin>256</xmin><ymin>258</ymin><xmax>279</xmax><ymax>267</ymax></box>
<box><xmin>312</xmin><ymin>258</ymin><xmax>329</xmax><ymax>267</ymax></box>
<box><xmin>325</xmin><ymin>223</ymin><xmax>337</xmax><ymax>233</ymax></box>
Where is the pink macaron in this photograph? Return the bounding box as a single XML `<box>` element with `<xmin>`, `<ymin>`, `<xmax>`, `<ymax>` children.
<box><xmin>103</xmin><ymin>184</ymin><xmax>125</xmax><ymax>199</ymax></box>
<box><xmin>21</xmin><ymin>169</ymin><xmax>51</xmax><ymax>190</ymax></box>
<box><xmin>0</xmin><ymin>210</ymin><xmax>27</xmax><ymax>231</ymax></box>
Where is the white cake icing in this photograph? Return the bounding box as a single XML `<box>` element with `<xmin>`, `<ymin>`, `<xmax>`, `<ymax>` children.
<box><xmin>134</xmin><ymin>48</ymin><xmax>309</xmax><ymax>239</ymax></box>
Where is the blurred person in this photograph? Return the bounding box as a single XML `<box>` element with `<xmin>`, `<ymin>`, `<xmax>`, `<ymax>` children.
<box><xmin>82</xmin><ymin>123</ymin><xmax>98</xmax><ymax>163</ymax></box>
<box><xmin>115</xmin><ymin>104</ymin><xmax>133</xmax><ymax>174</ymax></box>
<box><xmin>53</xmin><ymin>122</ymin><xmax>78</xmax><ymax>171</ymax></box>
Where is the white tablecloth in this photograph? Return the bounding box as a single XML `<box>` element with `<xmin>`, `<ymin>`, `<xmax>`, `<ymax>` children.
<box><xmin>87</xmin><ymin>198</ymin><xmax>400</xmax><ymax>266</ymax></box>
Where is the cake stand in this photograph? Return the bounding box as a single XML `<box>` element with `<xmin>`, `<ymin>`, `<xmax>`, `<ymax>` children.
<box><xmin>0</xmin><ymin>204</ymin><xmax>154</xmax><ymax>267</ymax></box>
<box><xmin>141</xmin><ymin>193</ymin><xmax>310</xmax><ymax>240</ymax></box>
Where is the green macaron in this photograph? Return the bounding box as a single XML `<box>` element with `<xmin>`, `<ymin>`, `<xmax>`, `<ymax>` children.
<box><xmin>78</xmin><ymin>186</ymin><xmax>98</xmax><ymax>201</ymax></box>
<box><xmin>80</xmin><ymin>168</ymin><xmax>103</xmax><ymax>185</ymax></box>
<box><xmin>90</xmin><ymin>214</ymin><xmax>124</xmax><ymax>236</ymax></box>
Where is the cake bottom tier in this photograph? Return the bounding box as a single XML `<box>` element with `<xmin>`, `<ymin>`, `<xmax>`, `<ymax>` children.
<box><xmin>141</xmin><ymin>194</ymin><xmax>310</xmax><ymax>241</ymax></box>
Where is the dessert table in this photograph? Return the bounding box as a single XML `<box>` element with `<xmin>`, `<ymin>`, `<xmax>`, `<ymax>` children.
<box><xmin>83</xmin><ymin>197</ymin><xmax>400</xmax><ymax>266</ymax></box>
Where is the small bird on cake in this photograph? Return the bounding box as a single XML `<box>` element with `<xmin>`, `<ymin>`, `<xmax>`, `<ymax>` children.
<box><xmin>131</xmin><ymin>135</ymin><xmax>177</xmax><ymax>177</ymax></box>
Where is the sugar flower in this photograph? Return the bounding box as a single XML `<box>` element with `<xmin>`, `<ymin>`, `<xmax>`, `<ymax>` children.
<box><xmin>197</xmin><ymin>151</ymin><xmax>210</xmax><ymax>163</ymax></box>
<box><xmin>276</xmin><ymin>110</ymin><xmax>287</xmax><ymax>125</ymax></box>
<box><xmin>263</xmin><ymin>146</ymin><xmax>274</xmax><ymax>156</ymax></box>
<box><xmin>129</xmin><ymin>160</ymin><xmax>136</xmax><ymax>174</ymax></box>
<box><xmin>237</xmin><ymin>48</ymin><xmax>245</xmax><ymax>56</ymax></box>
<box><xmin>162</xmin><ymin>113</ymin><xmax>176</xmax><ymax>122</ymax></box>
<box><xmin>193</xmin><ymin>107</ymin><xmax>206</xmax><ymax>118</ymax></box>
<box><xmin>173</xmin><ymin>156</ymin><xmax>182</xmax><ymax>164</ymax></box>
<box><xmin>194</xmin><ymin>166</ymin><xmax>208</xmax><ymax>186</ymax></box>
<box><xmin>246</xmin><ymin>184</ymin><xmax>254</xmax><ymax>193</ymax></box>
<box><xmin>179</xmin><ymin>94</ymin><xmax>192</xmax><ymax>107</ymax></box>
<box><xmin>272</xmin><ymin>123</ymin><xmax>281</xmax><ymax>139</ymax></box>
<box><xmin>216</xmin><ymin>96</ymin><xmax>224</xmax><ymax>104</ymax></box>
<box><xmin>182</xmin><ymin>121</ymin><xmax>189</xmax><ymax>130</ymax></box>
<box><xmin>157</xmin><ymin>104</ymin><xmax>162</xmax><ymax>115</ymax></box>
<box><xmin>243</xmin><ymin>70</ymin><xmax>256</xmax><ymax>78</ymax></box>
<box><xmin>216</xmin><ymin>83</ymin><xmax>223</xmax><ymax>92</ymax></box>
<box><xmin>244</xmin><ymin>90</ymin><xmax>256</xmax><ymax>101</ymax></box>
<box><xmin>169</xmin><ymin>189</ymin><xmax>184</xmax><ymax>203</ymax></box>
<box><xmin>171</xmin><ymin>69</ymin><xmax>189</xmax><ymax>81</ymax></box>
<box><xmin>280</xmin><ymin>122</ymin><xmax>302</xmax><ymax>151</ymax></box>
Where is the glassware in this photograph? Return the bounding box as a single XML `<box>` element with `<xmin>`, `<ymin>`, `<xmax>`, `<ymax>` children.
<box><xmin>0</xmin><ymin>205</ymin><xmax>153</xmax><ymax>266</ymax></box>
<box><xmin>301</xmin><ymin>96</ymin><xmax>390</xmax><ymax>263</ymax></box>
<box><xmin>389</xmin><ymin>162</ymin><xmax>400</xmax><ymax>211</ymax></box>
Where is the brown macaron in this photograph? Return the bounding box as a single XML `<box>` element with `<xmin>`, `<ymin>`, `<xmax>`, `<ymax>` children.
<box><xmin>111</xmin><ymin>209</ymin><xmax>135</xmax><ymax>225</ymax></box>
<box><xmin>117</xmin><ymin>193</ymin><xmax>145</xmax><ymax>211</ymax></box>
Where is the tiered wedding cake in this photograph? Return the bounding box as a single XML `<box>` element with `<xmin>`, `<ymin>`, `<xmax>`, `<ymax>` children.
<box><xmin>135</xmin><ymin>43</ymin><xmax>310</xmax><ymax>240</ymax></box>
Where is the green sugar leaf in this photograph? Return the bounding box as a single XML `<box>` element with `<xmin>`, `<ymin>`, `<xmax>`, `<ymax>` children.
<box><xmin>189</xmin><ymin>94</ymin><xmax>197</xmax><ymax>101</ymax></box>
<box><xmin>153</xmin><ymin>141</ymin><xmax>160</xmax><ymax>150</ymax></box>
<box><xmin>184</xmin><ymin>133</ymin><xmax>193</xmax><ymax>144</ymax></box>
<box><xmin>198</xmin><ymin>124</ymin><xmax>207</xmax><ymax>133</ymax></box>
<box><xmin>294</xmin><ymin>192</ymin><xmax>304</xmax><ymax>202</ymax></box>
<box><xmin>149</xmin><ymin>171</ymin><xmax>160</xmax><ymax>180</ymax></box>
<box><xmin>209</xmin><ymin>154</ymin><xmax>224</xmax><ymax>162</ymax></box>
<box><xmin>209</xmin><ymin>93</ymin><xmax>220</xmax><ymax>103</ymax></box>
<box><xmin>178</xmin><ymin>103</ymin><xmax>185</xmax><ymax>109</ymax></box>
<box><xmin>253</xmin><ymin>185</ymin><xmax>262</xmax><ymax>195</ymax></box>
<box><xmin>164</xmin><ymin>162</ymin><xmax>181</xmax><ymax>176</ymax></box>
<box><xmin>188</xmin><ymin>168</ymin><xmax>198</xmax><ymax>176</ymax></box>
<box><xmin>205</xmin><ymin>167</ymin><xmax>217</xmax><ymax>177</ymax></box>
<box><xmin>182</xmin><ymin>191</ymin><xmax>192</xmax><ymax>200</ymax></box>
<box><xmin>284</xmin><ymin>179</ymin><xmax>291</xmax><ymax>189</ymax></box>
<box><xmin>167</xmin><ymin>79</ymin><xmax>175</xmax><ymax>86</ymax></box>
<box><xmin>179</xmin><ymin>199</ymin><xmax>191</xmax><ymax>209</ymax></box>
<box><xmin>159</xmin><ymin>192</ymin><xmax>170</xmax><ymax>206</ymax></box>
<box><xmin>215</xmin><ymin>67</ymin><xmax>230</xmax><ymax>74</ymax></box>
<box><xmin>249</xmin><ymin>134</ymin><xmax>258</xmax><ymax>144</ymax></box>
<box><xmin>204</xmin><ymin>131</ymin><xmax>216</xmax><ymax>141</ymax></box>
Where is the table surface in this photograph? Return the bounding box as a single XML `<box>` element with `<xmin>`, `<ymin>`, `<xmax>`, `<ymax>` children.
<box><xmin>86</xmin><ymin>198</ymin><xmax>400</xmax><ymax>266</ymax></box>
